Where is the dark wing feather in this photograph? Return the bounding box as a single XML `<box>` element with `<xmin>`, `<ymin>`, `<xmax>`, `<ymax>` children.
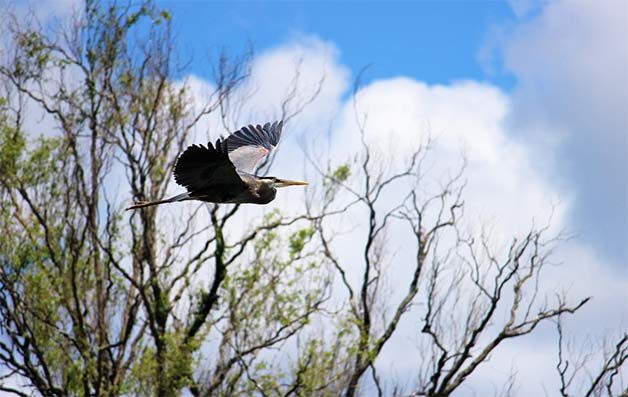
<box><xmin>224</xmin><ymin>121</ymin><xmax>283</xmax><ymax>173</ymax></box>
<box><xmin>174</xmin><ymin>139</ymin><xmax>245</xmax><ymax>194</ymax></box>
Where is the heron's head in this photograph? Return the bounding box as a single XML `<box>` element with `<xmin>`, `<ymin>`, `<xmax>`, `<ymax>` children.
<box><xmin>260</xmin><ymin>176</ymin><xmax>309</xmax><ymax>189</ymax></box>
<box><xmin>253</xmin><ymin>177</ymin><xmax>307</xmax><ymax>204</ymax></box>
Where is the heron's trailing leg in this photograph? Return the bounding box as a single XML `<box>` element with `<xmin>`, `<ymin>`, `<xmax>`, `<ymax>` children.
<box><xmin>126</xmin><ymin>193</ymin><xmax>190</xmax><ymax>210</ymax></box>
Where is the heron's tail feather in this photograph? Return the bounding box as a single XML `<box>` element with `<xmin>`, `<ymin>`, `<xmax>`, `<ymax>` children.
<box><xmin>126</xmin><ymin>192</ymin><xmax>190</xmax><ymax>211</ymax></box>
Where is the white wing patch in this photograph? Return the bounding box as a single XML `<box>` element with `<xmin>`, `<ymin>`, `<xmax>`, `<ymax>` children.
<box><xmin>223</xmin><ymin>121</ymin><xmax>283</xmax><ymax>173</ymax></box>
<box><xmin>228</xmin><ymin>145</ymin><xmax>271</xmax><ymax>174</ymax></box>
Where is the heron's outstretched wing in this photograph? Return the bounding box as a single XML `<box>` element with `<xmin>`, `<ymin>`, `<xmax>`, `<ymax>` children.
<box><xmin>224</xmin><ymin>121</ymin><xmax>283</xmax><ymax>173</ymax></box>
<box><xmin>174</xmin><ymin>139</ymin><xmax>245</xmax><ymax>194</ymax></box>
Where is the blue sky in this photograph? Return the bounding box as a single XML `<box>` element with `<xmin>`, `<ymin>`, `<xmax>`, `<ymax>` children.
<box><xmin>161</xmin><ymin>1</ymin><xmax>517</xmax><ymax>87</ymax></box>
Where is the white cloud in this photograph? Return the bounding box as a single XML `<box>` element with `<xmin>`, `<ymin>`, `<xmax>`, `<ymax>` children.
<box><xmin>500</xmin><ymin>0</ymin><xmax>628</xmax><ymax>265</ymax></box>
<box><xmin>244</xmin><ymin>35</ymin><xmax>349</xmax><ymax>127</ymax></box>
<box><xmin>332</xmin><ymin>77</ymin><xmax>566</xmax><ymax>240</ymax></box>
<box><xmin>184</xmin><ymin>36</ymin><xmax>348</xmax><ymax>138</ymax></box>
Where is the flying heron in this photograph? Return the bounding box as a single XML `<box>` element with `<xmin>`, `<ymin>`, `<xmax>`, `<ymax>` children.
<box><xmin>127</xmin><ymin>121</ymin><xmax>307</xmax><ymax>210</ymax></box>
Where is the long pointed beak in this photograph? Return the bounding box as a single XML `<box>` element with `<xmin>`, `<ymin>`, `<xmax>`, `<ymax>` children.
<box><xmin>275</xmin><ymin>178</ymin><xmax>309</xmax><ymax>188</ymax></box>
